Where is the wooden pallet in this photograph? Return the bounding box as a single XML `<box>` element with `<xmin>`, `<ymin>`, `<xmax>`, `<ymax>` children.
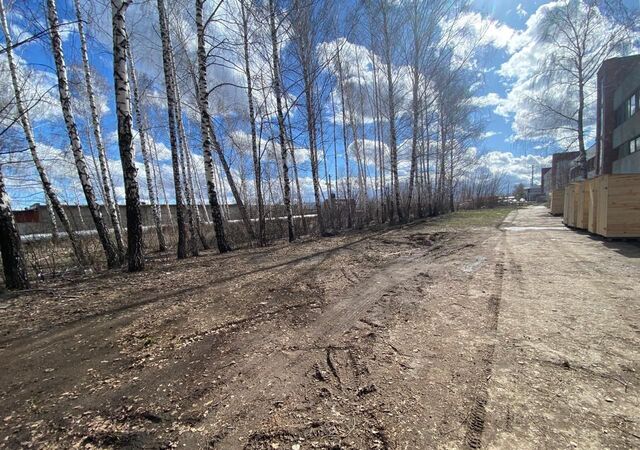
<box><xmin>595</xmin><ymin>174</ymin><xmax>640</xmax><ymax>238</ymax></box>
<box><xmin>550</xmin><ymin>189</ymin><xmax>564</xmax><ymax>216</ymax></box>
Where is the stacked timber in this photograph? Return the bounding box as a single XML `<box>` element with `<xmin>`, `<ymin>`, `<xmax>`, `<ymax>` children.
<box><xmin>588</xmin><ymin>178</ymin><xmax>600</xmax><ymax>234</ymax></box>
<box><xmin>595</xmin><ymin>174</ymin><xmax>640</xmax><ymax>238</ymax></box>
<box><xmin>563</xmin><ymin>183</ymin><xmax>579</xmax><ymax>227</ymax></box>
<box><xmin>563</xmin><ymin>187</ymin><xmax>571</xmax><ymax>226</ymax></box>
<box><xmin>550</xmin><ymin>189</ymin><xmax>564</xmax><ymax>216</ymax></box>
<box><xmin>575</xmin><ymin>181</ymin><xmax>589</xmax><ymax>230</ymax></box>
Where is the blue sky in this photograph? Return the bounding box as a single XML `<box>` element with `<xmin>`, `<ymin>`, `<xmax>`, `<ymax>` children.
<box><xmin>471</xmin><ymin>0</ymin><xmax>551</xmax><ymax>157</ymax></box>
<box><xmin>2</xmin><ymin>0</ymin><xmax>638</xmax><ymax>208</ymax></box>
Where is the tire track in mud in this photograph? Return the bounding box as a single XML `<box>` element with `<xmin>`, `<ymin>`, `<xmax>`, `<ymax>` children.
<box><xmin>174</xmin><ymin>233</ymin><xmax>454</xmax><ymax>447</ymax></box>
<box><xmin>464</xmin><ymin>236</ymin><xmax>506</xmax><ymax>449</ymax></box>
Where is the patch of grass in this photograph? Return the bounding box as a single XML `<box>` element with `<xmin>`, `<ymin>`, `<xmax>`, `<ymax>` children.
<box><xmin>428</xmin><ymin>206</ymin><xmax>519</xmax><ymax>229</ymax></box>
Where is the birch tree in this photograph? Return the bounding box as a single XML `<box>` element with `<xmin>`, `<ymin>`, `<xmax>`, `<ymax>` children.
<box><xmin>269</xmin><ymin>0</ymin><xmax>294</xmax><ymax>242</ymax></box>
<box><xmin>172</xmin><ymin>59</ymin><xmax>200</xmax><ymax>256</ymax></box>
<box><xmin>290</xmin><ymin>0</ymin><xmax>325</xmax><ymax>235</ymax></box>
<box><xmin>503</xmin><ymin>0</ymin><xmax>634</xmax><ymax>178</ymax></box>
<box><xmin>378</xmin><ymin>0</ymin><xmax>402</xmax><ymax>222</ymax></box>
<box><xmin>0</xmin><ymin>0</ymin><xmax>86</xmax><ymax>266</ymax></box>
<box><xmin>240</xmin><ymin>0</ymin><xmax>266</xmax><ymax>245</ymax></box>
<box><xmin>111</xmin><ymin>0</ymin><xmax>145</xmax><ymax>271</ymax></box>
<box><xmin>0</xmin><ymin>164</ymin><xmax>29</xmax><ymax>290</ymax></box>
<box><xmin>157</xmin><ymin>0</ymin><xmax>188</xmax><ymax>259</ymax></box>
<box><xmin>125</xmin><ymin>37</ymin><xmax>166</xmax><ymax>251</ymax></box>
<box><xmin>46</xmin><ymin>0</ymin><xmax>119</xmax><ymax>268</ymax></box>
<box><xmin>74</xmin><ymin>0</ymin><xmax>125</xmax><ymax>260</ymax></box>
<box><xmin>195</xmin><ymin>0</ymin><xmax>232</xmax><ymax>253</ymax></box>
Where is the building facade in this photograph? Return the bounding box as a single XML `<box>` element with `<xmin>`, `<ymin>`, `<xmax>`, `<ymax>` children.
<box><xmin>550</xmin><ymin>151</ymin><xmax>580</xmax><ymax>190</ymax></box>
<box><xmin>596</xmin><ymin>54</ymin><xmax>640</xmax><ymax>175</ymax></box>
<box><xmin>15</xmin><ymin>203</ymin><xmax>239</xmax><ymax>236</ymax></box>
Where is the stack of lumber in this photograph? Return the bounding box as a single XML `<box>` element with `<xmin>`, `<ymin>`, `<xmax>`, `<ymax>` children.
<box><xmin>550</xmin><ymin>189</ymin><xmax>564</xmax><ymax>216</ymax></box>
<box><xmin>594</xmin><ymin>174</ymin><xmax>640</xmax><ymax>238</ymax></box>
<box><xmin>563</xmin><ymin>183</ymin><xmax>579</xmax><ymax>227</ymax></box>
<box><xmin>575</xmin><ymin>181</ymin><xmax>590</xmax><ymax>230</ymax></box>
<box><xmin>587</xmin><ymin>178</ymin><xmax>600</xmax><ymax>234</ymax></box>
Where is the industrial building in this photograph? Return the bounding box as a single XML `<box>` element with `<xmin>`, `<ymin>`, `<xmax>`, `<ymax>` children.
<box><xmin>596</xmin><ymin>54</ymin><xmax>640</xmax><ymax>175</ymax></box>
<box><xmin>547</xmin><ymin>54</ymin><xmax>640</xmax><ymax>237</ymax></box>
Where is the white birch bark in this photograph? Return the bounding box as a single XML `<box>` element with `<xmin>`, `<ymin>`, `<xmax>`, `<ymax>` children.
<box><xmin>0</xmin><ymin>0</ymin><xmax>86</xmax><ymax>265</ymax></box>
<box><xmin>0</xmin><ymin>165</ymin><xmax>29</xmax><ymax>289</ymax></box>
<box><xmin>240</xmin><ymin>0</ymin><xmax>266</xmax><ymax>245</ymax></box>
<box><xmin>125</xmin><ymin>35</ymin><xmax>166</xmax><ymax>251</ymax></box>
<box><xmin>195</xmin><ymin>0</ymin><xmax>231</xmax><ymax>253</ymax></box>
<box><xmin>269</xmin><ymin>0</ymin><xmax>295</xmax><ymax>242</ymax></box>
<box><xmin>157</xmin><ymin>0</ymin><xmax>188</xmax><ymax>259</ymax></box>
<box><xmin>46</xmin><ymin>0</ymin><xmax>119</xmax><ymax>268</ymax></box>
<box><xmin>74</xmin><ymin>0</ymin><xmax>125</xmax><ymax>260</ymax></box>
<box><xmin>172</xmin><ymin>66</ymin><xmax>201</xmax><ymax>255</ymax></box>
<box><xmin>111</xmin><ymin>0</ymin><xmax>145</xmax><ymax>271</ymax></box>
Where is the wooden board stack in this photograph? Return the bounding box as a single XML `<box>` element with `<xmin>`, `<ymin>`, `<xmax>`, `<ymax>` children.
<box><xmin>594</xmin><ymin>174</ymin><xmax>640</xmax><ymax>238</ymax></box>
<box><xmin>550</xmin><ymin>189</ymin><xmax>565</xmax><ymax>216</ymax></box>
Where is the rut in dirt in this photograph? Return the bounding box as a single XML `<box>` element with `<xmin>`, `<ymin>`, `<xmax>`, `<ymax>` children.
<box><xmin>464</xmin><ymin>259</ymin><xmax>505</xmax><ymax>449</ymax></box>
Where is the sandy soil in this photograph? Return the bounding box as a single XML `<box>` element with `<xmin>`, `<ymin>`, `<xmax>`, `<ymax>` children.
<box><xmin>0</xmin><ymin>206</ymin><xmax>638</xmax><ymax>449</ymax></box>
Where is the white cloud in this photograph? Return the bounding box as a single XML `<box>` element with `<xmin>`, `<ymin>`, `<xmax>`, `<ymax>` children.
<box><xmin>0</xmin><ymin>54</ymin><xmax>62</xmax><ymax>127</ymax></box>
<box><xmin>480</xmin><ymin>131</ymin><xmax>500</xmax><ymax>139</ymax></box>
<box><xmin>441</xmin><ymin>11</ymin><xmax>521</xmax><ymax>65</ymax></box>
<box><xmin>471</xmin><ymin>92</ymin><xmax>504</xmax><ymax>108</ymax></box>
<box><xmin>497</xmin><ymin>0</ymin><xmax>639</xmax><ymax>148</ymax></box>
<box><xmin>478</xmin><ymin>151</ymin><xmax>551</xmax><ymax>185</ymax></box>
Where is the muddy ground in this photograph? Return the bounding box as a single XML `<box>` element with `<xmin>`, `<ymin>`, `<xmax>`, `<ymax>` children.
<box><xmin>0</xmin><ymin>206</ymin><xmax>638</xmax><ymax>449</ymax></box>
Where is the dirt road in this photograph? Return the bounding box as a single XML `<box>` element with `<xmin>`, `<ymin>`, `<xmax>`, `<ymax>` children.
<box><xmin>485</xmin><ymin>206</ymin><xmax>640</xmax><ymax>449</ymax></box>
<box><xmin>0</xmin><ymin>206</ymin><xmax>638</xmax><ymax>449</ymax></box>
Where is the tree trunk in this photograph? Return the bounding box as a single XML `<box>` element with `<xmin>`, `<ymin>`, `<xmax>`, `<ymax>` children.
<box><xmin>406</xmin><ymin>64</ymin><xmax>420</xmax><ymax>218</ymax></box>
<box><xmin>0</xmin><ymin>165</ymin><xmax>30</xmax><ymax>290</ymax></box>
<box><xmin>370</xmin><ymin>44</ymin><xmax>384</xmax><ymax>223</ymax></box>
<box><xmin>355</xmin><ymin>51</ymin><xmax>369</xmax><ymax>221</ymax></box>
<box><xmin>240</xmin><ymin>0</ymin><xmax>266</xmax><ymax>246</ymax></box>
<box><xmin>335</xmin><ymin>46</ymin><xmax>352</xmax><ymax>228</ymax></box>
<box><xmin>172</xmin><ymin>62</ymin><xmax>200</xmax><ymax>257</ymax></box>
<box><xmin>111</xmin><ymin>0</ymin><xmax>145</xmax><ymax>272</ymax></box>
<box><xmin>150</xmin><ymin>130</ymin><xmax>174</xmax><ymax>227</ymax></box>
<box><xmin>577</xmin><ymin>70</ymin><xmax>588</xmax><ymax>179</ymax></box>
<box><xmin>293</xmin><ymin>22</ymin><xmax>324</xmax><ymax>234</ymax></box>
<box><xmin>282</xmin><ymin>95</ymin><xmax>307</xmax><ymax>234</ymax></box>
<box><xmin>125</xmin><ymin>33</ymin><xmax>166</xmax><ymax>251</ymax></box>
<box><xmin>47</xmin><ymin>0</ymin><xmax>119</xmax><ymax>268</ymax></box>
<box><xmin>288</xmin><ymin>136</ymin><xmax>307</xmax><ymax>233</ymax></box>
<box><xmin>157</xmin><ymin>0</ymin><xmax>188</xmax><ymax>259</ymax></box>
<box><xmin>75</xmin><ymin>0</ymin><xmax>125</xmax><ymax>261</ymax></box>
<box><xmin>0</xmin><ymin>0</ymin><xmax>86</xmax><ymax>266</ymax></box>
<box><xmin>381</xmin><ymin>4</ymin><xmax>402</xmax><ymax>223</ymax></box>
<box><xmin>195</xmin><ymin>0</ymin><xmax>231</xmax><ymax>253</ymax></box>
<box><xmin>269</xmin><ymin>0</ymin><xmax>294</xmax><ymax>242</ymax></box>
<box><xmin>208</xmin><ymin>120</ymin><xmax>256</xmax><ymax>241</ymax></box>
<box><xmin>45</xmin><ymin>196</ymin><xmax>59</xmax><ymax>242</ymax></box>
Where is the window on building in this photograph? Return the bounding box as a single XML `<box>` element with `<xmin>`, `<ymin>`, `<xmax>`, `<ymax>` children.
<box><xmin>632</xmin><ymin>136</ymin><xmax>640</xmax><ymax>154</ymax></box>
<box><xmin>618</xmin><ymin>135</ymin><xmax>640</xmax><ymax>157</ymax></box>
<box><xmin>615</xmin><ymin>92</ymin><xmax>640</xmax><ymax>127</ymax></box>
<box><xmin>617</xmin><ymin>141</ymin><xmax>630</xmax><ymax>158</ymax></box>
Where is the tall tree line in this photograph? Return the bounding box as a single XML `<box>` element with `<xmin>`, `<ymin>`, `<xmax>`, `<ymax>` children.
<box><xmin>1</xmin><ymin>0</ymin><xmax>634</xmax><ymax>289</ymax></box>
